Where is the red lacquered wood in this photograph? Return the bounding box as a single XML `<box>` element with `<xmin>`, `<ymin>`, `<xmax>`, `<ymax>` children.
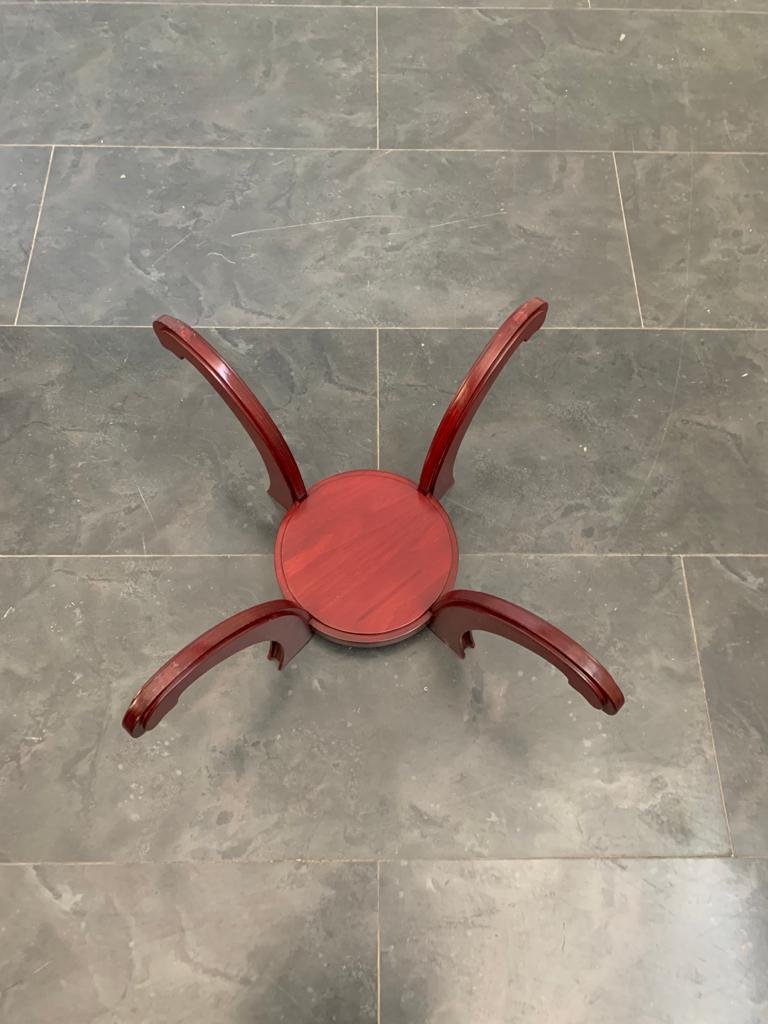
<box><xmin>122</xmin><ymin>600</ymin><xmax>312</xmax><ymax>737</ymax></box>
<box><xmin>125</xmin><ymin>295</ymin><xmax>626</xmax><ymax>740</ymax></box>
<box><xmin>275</xmin><ymin>470</ymin><xmax>458</xmax><ymax>645</ymax></box>
<box><xmin>429</xmin><ymin>589</ymin><xmax>624</xmax><ymax>715</ymax></box>
<box><xmin>418</xmin><ymin>298</ymin><xmax>548</xmax><ymax>499</ymax></box>
<box><xmin>153</xmin><ymin>315</ymin><xmax>307</xmax><ymax>510</ymax></box>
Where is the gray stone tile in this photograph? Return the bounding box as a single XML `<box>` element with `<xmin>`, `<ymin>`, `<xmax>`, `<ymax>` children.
<box><xmin>617</xmin><ymin>153</ymin><xmax>768</xmax><ymax>328</ymax></box>
<box><xmin>0</xmin><ymin>326</ymin><xmax>375</xmax><ymax>554</ymax></box>
<box><xmin>380</xmin><ymin>858</ymin><xmax>768</xmax><ymax>1024</ymax></box>
<box><xmin>20</xmin><ymin>148</ymin><xmax>638</xmax><ymax>328</ymax></box>
<box><xmin>0</xmin><ymin>862</ymin><xmax>377</xmax><ymax>1024</ymax></box>
<box><xmin>0</xmin><ymin>148</ymin><xmax>50</xmax><ymax>324</ymax></box>
<box><xmin>0</xmin><ymin>6</ymin><xmax>375</xmax><ymax>147</ymax></box>
<box><xmin>0</xmin><ymin>554</ymin><xmax>727</xmax><ymax>861</ymax></box>
<box><xmin>380</xmin><ymin>327</ymin><xmax>768</xmax><ymax>554</ymax></box>
<box><xmin>379</xmin><ymin>10</ymin><xmax>768</xmax><ymax>152</ymax></box>
<box><xmin>685</xmin><ymin>557</ymin><xmax>768</xmax><ymax>856</ymax></box>
<box><xmin>593</xmin><ymin>0</ymin><xmax>768</xmax><ymax>9</ymax></box>
<box><xmin>88</xmin><ymin>0</ymin><xmax>585</xmax><ymax>7</ymax></box>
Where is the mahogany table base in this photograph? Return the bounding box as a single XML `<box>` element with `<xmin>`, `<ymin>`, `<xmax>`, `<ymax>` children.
<box><xmin>123</xmin><ymin>298</ymin><xmax>625</xmax><ymax>738</ymax></box>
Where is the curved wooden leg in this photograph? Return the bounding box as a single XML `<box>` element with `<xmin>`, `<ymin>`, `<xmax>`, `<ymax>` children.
<box><xmin>154</xmin><ymin>316</ymin><xmax>307</xmax><ymax>510</ymax></box>
<box><xmin>122</xmin><ymin>600</ymin><xmax>313</xmax><ymax>737</ymax></box>
<box><xmin>418</xmin><ymin>298</ymin><xmax>548</xmax><ymax>500</ymax></box>
<box><xmin>429</xmin><ymin>589</ymin><xmax>624</xmax><ymax>715</ymax></box>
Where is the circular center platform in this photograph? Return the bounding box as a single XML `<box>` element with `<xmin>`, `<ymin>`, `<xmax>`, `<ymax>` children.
<box><xmin>274</xmin><ymin>470</ymin><xmax>458</xmax><ymax>645</ymax></box>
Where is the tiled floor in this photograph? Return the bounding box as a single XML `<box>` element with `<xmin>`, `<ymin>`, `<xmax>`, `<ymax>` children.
<box><xmin>1</xmin><ymin>1</ymin><xmax>767</xmax><ymax>1021</ymax></box>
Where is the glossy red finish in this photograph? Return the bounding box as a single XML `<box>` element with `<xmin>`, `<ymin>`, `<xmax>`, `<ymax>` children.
<box><xmin>153</xmin><ymin>316</ymin><xmax>307</xmax><ymax>510</ymax></box>
<box><xmin>122</xmin><ymin>301</ymin><xmax>625</xmax><ymax>738</ymax></box>
<box><xmin>419</xmin><ymin>298</ymin><xmax>548</xmax><ymax>499</ymax></box>
<box><xmin>275</xmin><ymin>470</ymin><xmax>458</xmax><ymax>644</ymax></box>
<box><xmin>122</xmin><ymin>600</ymin><xmax>312</xmax><ymax>737</ymax></box>
<box><xmin>430</xmin><ymin>589</ymin><xmax>624</xmax><ymax>715</ymax></box>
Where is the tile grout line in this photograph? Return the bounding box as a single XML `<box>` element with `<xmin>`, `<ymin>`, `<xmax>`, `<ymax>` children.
<box><xmin>680</xmin><ymin>554</ymin><xmax>735</xmax><ymax>857</ymax></box>
<box><xmin>8</xmin><ymin>323</ymin><xmax>768</xmax><ymax>332</ymax></box>
<box><xmin>0</xmin><ymin>553</ymin><xmax>280</xmax><ymax>559</ymax></box>
<box><xmin>582</xmin><ymin>3</ymin><xmax>768</xmax><ymax>8</ymax></box>
<box><xmin>376</xmin><ymin>861</ymin><xmax>382</xmax><ymax>1024</ymax></box>
<box><xmin>375</xmin><ymin>327</ymin><xmax>381</xmax><ymax>468</ymax></box>
<box><xmin>2</xmin><ymin>144</ymin><xmax>768</xmax><ymax>156</ymax></box>
<box><xmin>13</xmin><ymin>145</ymin><xmax>54</xmax><ymax>326</ymax></box>
<box><xmin>2</xmin><ymin>852</ymin><xmax>759</xmax><ymax>866</ymax></box>
<box><xmin>612</xmin><ymin>151</ymin><xmax>644</xmax><ymax>328</ymax></box>
<box><xmin>0</xmin><ymin>0</ymin><xmax>760</xmax><ymax>929</ymax></box>
<box><xmin>375</xmin><ymin>7</ymin><xmax>380</xmax><ymax>150</ymax></box>
<box><xmin>2</xmin><ymin>552</ymin><xmax>768</xmax><ymax>559</ymax></box>
<box><xmin>5</xmin><ymin>2</ymin><xmax>768</xmax><ymax>11</ymax></box>
<box><xmin>462</xmin><ymin>551</ymin><xmax>768</xmax><ymax>558</ymax></box>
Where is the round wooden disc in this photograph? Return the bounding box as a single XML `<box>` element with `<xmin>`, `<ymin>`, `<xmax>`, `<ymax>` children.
<box><xmin>274</xmin><ymin>470</ymin><xmax>458</xmax><ymax>645</ymax></box>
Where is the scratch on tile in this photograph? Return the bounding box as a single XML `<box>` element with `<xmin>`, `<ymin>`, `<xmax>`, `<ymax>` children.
<box><xmin>136</xmin><ymin>485</ymin><xmax>157</xmax><ymax>531</ymax></box>
<box><xmin>151</xmin><ymin>230</ymin><xmax>193</xmax><ymax>267</ymax></box>
<box><xmin>615</xmin><ymin>335</ymin><xmax>685</xmax><ymax>538</ymax></box>
<box><xmin>387</xmin><ymin>210</ymin><xmax>508</xmax><ymax>239</ymax></box>
<box><xmin>682</xmin><ymin>152</ymin><xmax>695</xmax><ymax>329</ymax></box>
<box><xmin>722</xmin><ymin>117</ymin><xmax>738</xmax><ymax>151</ymax></box>
<box><xmin>208</xmin><ymin>251</ymin><xmax>237</xmax><ymax>265</ymax></box>
<box><xmin>2</xmin><ymin>605</ymin><xmax>14</xmax><ymax>619</ymax></box>
<box><xmin>231</xmin><ymin>214</ymin><xmax>404</xmax><ymax>238</ymax></box>
<box><xmin>0</xmin><ymin>960</ymin><xmax>52</xmax><ymax>996</ymax></box>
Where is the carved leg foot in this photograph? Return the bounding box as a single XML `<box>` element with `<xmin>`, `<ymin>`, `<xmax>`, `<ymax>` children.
<box><xmin>123</xmin><ymin>600</ymin><xmax>313</xmax><ymax>737</ymax></box>
<box><xmin>430</xmin><ymin>589</ymin><xmax>624</xmax><ymax>715</ymax></box>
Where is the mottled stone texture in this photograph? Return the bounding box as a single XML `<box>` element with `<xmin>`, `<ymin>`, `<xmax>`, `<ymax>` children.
<box><xmin>380</xmin><ymin>328</ymin><xmax>768</xmax><ymax>553</ymax></box>
<box><xmin>0</xmin><ymin>6</ymin><xmax>376</xmax><ymax>147</ymax></box>
<box><xmin>379</xmin><ymin>11</ymin><xmax>768</xmax><ymax>152</ymax></box>
<box><xmin>0</xmin><ymin>148</ymin><xmax>49</xmax><ymax>322</ymax></box>
<box><xmin>380</xmin><ymin>859</ymin><xmax>768</xmax><ymax>1023</ymax></box>
<box><xmin>0</xmin><ymin>326</ymin><xmax>375</xmax><ymax>554</ymax></box>
<box><xmin>19</xmin><ymin>148</ymin><xmax>638</xmax><ymax>327</ymax></box>
<box><xmin>0</xmin><ymin>862</ymin><xmax>378</xmax><ymax>1024</ymax></box>
<box><xmin>617</xmin><ymin>154</ymin><xmax>768</xmax><ymax>328</ymax></box>
<box><xmin>0</xmin><ymin>555</ymin><xmax>726</xmax><ymax>861</ymax></box>
<box><xmin>685</xmin><ymin>557</ymin><xmax>768</xmax><ymax>856</ymax></box>
<box><xmin>1</xmin><ymin>0</ymin><xmax>766</xmax><ymax>1019</ymax></box>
